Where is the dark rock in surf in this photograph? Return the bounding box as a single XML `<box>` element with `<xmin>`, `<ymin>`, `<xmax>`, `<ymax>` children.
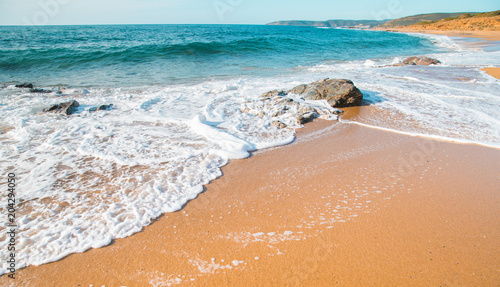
<box><xmin>15</xmin><ymin>83</ymin><xmax>34</xmax><ymax>89</ymax></box>
<box><xmin>30</xmin><ymin>88</ymin><xmax>52</xmax><ymax>93</ymax></box>
<box><xmin>44</xmin><ymin>100</ymin><xmax>80</xmax><ymax>116</ymax></box>
<box><xmin>289</xmin><ymin>78</ymin><xmax>363</xmax><ymax>108</ymax></box>
<box><xmin>89</xmin><ymin>104</ymin><xmax>113</xmax><ymax>112</ymax></box>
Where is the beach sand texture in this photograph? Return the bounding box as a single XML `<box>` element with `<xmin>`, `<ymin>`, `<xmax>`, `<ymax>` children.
<box><xmin>482</xmin><ymin>67</ymin><xmax>500</xmax><ymax>79</ymax></box>
<box><xmin>2</xmin><ymin>107</ymin><xmax>499</xmax><ymax>286</ymax></box>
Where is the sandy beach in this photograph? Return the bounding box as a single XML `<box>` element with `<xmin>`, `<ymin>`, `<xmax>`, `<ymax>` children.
<box><xmin>2</xmin><ymin>104</ymin><xmax>499</xmax><ymax>286</ymax></box>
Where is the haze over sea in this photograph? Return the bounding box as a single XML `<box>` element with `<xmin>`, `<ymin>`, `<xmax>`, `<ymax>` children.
<box><xmin>0</xmin><ymin>24</ymin><xmax>499</xmax><ymax>273</ymax></box>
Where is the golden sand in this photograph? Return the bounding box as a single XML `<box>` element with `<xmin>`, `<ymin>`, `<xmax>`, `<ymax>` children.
<box><xmin>2</xmin><ymin>108</ymin><xmax>499</xmax><ymax>286</ymax></box>
<box><xmin>482</xmin><ymin>67</ymin><xmax>500</xmax><ymax>79</ymax></box>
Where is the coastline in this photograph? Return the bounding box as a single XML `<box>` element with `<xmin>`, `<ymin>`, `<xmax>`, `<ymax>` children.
<box><xmin>3</xmin><ymin>110</ymin><xmax>499</xmax><ymax>286</ymax></box>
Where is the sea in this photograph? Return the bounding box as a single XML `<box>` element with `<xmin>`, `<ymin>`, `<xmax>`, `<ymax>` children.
<box><xmin>0</xmin><ymin>24</ymin><xmax>499</xmax><ymax>274</ymax></box>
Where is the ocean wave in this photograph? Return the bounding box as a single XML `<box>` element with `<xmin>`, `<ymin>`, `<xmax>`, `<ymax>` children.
<box><xmin>0</xmin><ymin>25</ymin><xmax>439</xmax><ymax>82</ymax></box>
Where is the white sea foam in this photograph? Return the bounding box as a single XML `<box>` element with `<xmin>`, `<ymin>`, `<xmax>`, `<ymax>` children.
<box><xmin>300</xmin><ymin>42</ymin><xmax>500</xmax><ymax>147</ymax></box>
<box><xmin>0</xmin><ymin>77</ymin><xmax>336</xmax><ymax>274</ymax></box>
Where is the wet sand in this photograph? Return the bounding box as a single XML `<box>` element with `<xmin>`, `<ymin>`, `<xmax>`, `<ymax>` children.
<box><xmin>2</xmin><ymin>106</ymin><xmax>499</xmax><ymax>286</ymax></box>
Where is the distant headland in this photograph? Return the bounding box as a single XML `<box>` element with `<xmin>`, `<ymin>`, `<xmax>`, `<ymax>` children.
<box><xmin>266</xmin><ymin>10</ymin><xmax>500</xmax><ymax>31</ymax></box>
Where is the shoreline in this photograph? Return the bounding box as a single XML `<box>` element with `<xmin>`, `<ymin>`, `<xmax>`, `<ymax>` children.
<box><xmin>3</xmin><ymin>110</ymin><xmax>499</xmax><ymax>286</ymax></box>
<box><xmin>377</xmin><ymin>28</ymin><xmax>500</xmax><ymax>79</ymax></box>
<box><xmin>378</xmin><ymin>28</ymin><xmax>500</xmax><ymax>41</ymax></box>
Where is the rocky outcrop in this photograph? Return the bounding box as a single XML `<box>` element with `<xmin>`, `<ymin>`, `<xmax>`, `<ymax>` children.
<box><xmin>289</xmin><ymin>79</ymin><xmax>363</xmax><ymax>108</ymax></box>
<box><xmin>247</xmin><ymin>78</ymin><xmax>364</xmax><ymax>128</ymax></box>
<box><xmin>244</xmin><ymin>92</ymin><xmax>341</xmax><ymax>128</ymax></box>
<box><xmin>247</xmin><ymin>78</ymin><xmax>365</xmax><ymax>127</ymax></box>
<box><xmin>44</xmin><ymin>100</ymin><xmax>80</xmax><ymax>116</ymax></box>
<box><xmin>261</xmin><ymin>79</ymin><xmax>363</xmax><ymax>108</ymax></box>
<box><xmin>398</xmin><ymin>56</ymin><xmax>441</xmax><ymax>66</ymax></box>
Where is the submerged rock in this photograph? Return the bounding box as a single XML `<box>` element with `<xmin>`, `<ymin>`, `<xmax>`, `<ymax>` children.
<box><xmin>242</xmin><ymin>94</ymin><xmax>340</xmax><ymax>128</ymax></box>
<box><xmin>289</xmin><ymin>78</ymin><xmax>363</xmax><ymax>108</ymax></box>
<box><xmin>261</xmin><ymin>90</ymin><xmax>288</xmax><ymax>98</ymax></box>
<box><xmin>241</xmin><ymin>78</ymin><xmax>358</xmax><ymax>127</ymax></box>
<box><xmin>297</xmin><ymin>111</ymin><xmax>318</xmax><ymax>124</ymax></box>
<box><xmin>398</xmin><ymin>56</ymin><xmax>441</xmax><ymax>66</ymax></box>
<box><xmin>30</xmin><ymin>88</ymin><xmax>52</xmax><ymax>93</ymax></box>
<box><xmin>44</xmin><ymin>100</ymin><xmax>80</xmax><ymax>116</ymax></box>
<box><xmin>271</xmin><ymin>121</ymin><xmax>288</xmax><ymax>129</ymax></box>
<box><xmin>89</xmin><ymin>104</ymin><xmax>113</xmax><ymax>112</ymax></box>
<box><xmin>15</xmin><ymin>83</ymin><xmax>34</xmax><ymax>89</ymax></box>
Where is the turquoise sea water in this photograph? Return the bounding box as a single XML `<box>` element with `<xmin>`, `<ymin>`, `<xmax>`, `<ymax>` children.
<box><xmin>0</xmin><ymin>25</ymin><xmax>499</xmax><ymax>274</ymax></box>
<box><xmin>0</xmin><ymin>25</ymin><xmax>440</xmax><ymax>86</ymax></box>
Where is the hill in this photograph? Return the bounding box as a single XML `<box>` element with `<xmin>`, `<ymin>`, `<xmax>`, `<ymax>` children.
<box><xmin>395</xmin><ymin>10</ymin><xmax>500</xmax><ymax>31</ymax></box>
<box><xmin>266</xmin><ymin>10</ymin><xmax>500</xmax><ymax>32</ymax></box>
<box><xmin>267</xmin><ymin>19</ymin><xmax>387</xmax><ymax>29</ymax></box>
<box><xmin>378</xmin><ymin>12</ymin><xmax>471</xmax><ymax>28</ymax></box>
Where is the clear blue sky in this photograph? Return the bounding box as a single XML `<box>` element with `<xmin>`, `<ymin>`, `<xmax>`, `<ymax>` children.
<box><xmin>0</xmin><ymin>0</ymin><xmax>498</xmax><ymax>25</ymax></box>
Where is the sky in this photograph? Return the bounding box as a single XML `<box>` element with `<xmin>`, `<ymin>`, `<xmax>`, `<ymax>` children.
<box><xmin>0</xmin><ymin>0</ymin><xmax>498</xmax><ymax>25</ymax></box>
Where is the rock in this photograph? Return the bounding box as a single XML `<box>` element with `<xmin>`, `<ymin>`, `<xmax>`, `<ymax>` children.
<box><xmin>297</xmin><ymin>112</ymin><xmax>318</xmax><ymax>124</ymax></box>
<box><xmin>271</xmin><ymin>121</ymin><xmax>287</xmax><ymax>129</ymax></box>
<box><xmin>89</xmin><ymin>104</ymin><xmax>113</xmax><ymax>112</ymax></box>
<box><xmin>289</xmin><ymin>84</ymin><xmax>308</xmax><ymax>95</ymax></box>
<box><xmin>261</xmin><ymin>90</ymin><xmax>288</xmax><ymax>98</ymax></box>
<box><xmin>276</xmin><ymin>98</ymin><xmax>300</xmax><ymax>109</ymax></box>
<box><xmin>399</xmin><ymin>56</ymin><xmax>441</xmax><ymax>66</ymax></box>
<box><xmin>272</xmin><ymin>106</ymin><xmax>289</xmax><ymax>117</ymax></box>
<box><xmin>44</xmin><ymin>100</ymin><xmax>80</xmax><ymax>116</ymax></box>
<box><xmin>15</xmin><ymin>83</ymin><xmax>33</xmax><ymax>89</ymax></box>
<box><xmin>98</xmin><ymin>104</ymin><xmax>113</xmax><ymax>111</ymax></box>
<box><xmin>298</xmin><ymin>105</ymin><xmax>315</xmax><ymax>114</ymax></box>
<box><xmin>289</xmin><ymin>79</ymin><xmax>363</xmax><ymax>108</ymax></box>
<box><xmin>276</xmin><ymin>97</ymin><xmax>295</xmax><ymax>104</ymax></box>
<box><xmin>241</xmin><ymin>107</ymin><xmax>265</xmax><ymax>118</ymax></box>
<box><xmin>30</xmin><ymin>88</ymin><xmax>52</xmax><ymax>93</ymax></box>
